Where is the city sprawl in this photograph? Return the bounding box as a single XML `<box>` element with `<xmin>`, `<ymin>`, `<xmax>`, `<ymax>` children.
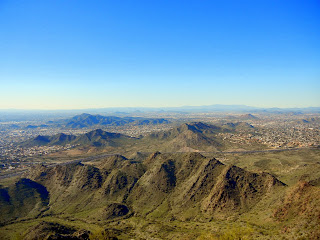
<box><xmin>1</xmin><ymin>112</ymin><xmax>319</xmax><ymax>176</ymax></box>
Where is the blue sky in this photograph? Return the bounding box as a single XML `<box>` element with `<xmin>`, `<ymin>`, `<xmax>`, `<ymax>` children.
<box><xmin>0</xmin><ymin>0</ymin><xmax>319</xmax><ymax>109</ymax></box>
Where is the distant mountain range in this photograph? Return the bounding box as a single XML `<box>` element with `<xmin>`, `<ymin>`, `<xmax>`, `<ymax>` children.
<box><xmin>71</xmin><ymin>105</ymin><xmax>320</xmax><ymax>113</ymax></box>
<box><xmin>50</xmin><ymin>113</ymin><xmax>170</xmax><ymax>128</ymax></box>
<box><xmin>1</xmin><ymin>105</ymin><xmax>320</xmax><ymax>121</ymax></box>
<box><xmin>21</xmin><ymin>121</ymin><xmax>256</xmax><ymax>152</ymax></box>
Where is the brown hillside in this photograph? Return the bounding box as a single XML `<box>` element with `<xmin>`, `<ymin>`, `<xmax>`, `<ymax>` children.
<box><xmin>273</xmin><ymin>180</ymin><xmax>320</xmax><ymax>238</ymax></box>
<box><xmin>144</xmin><ymin>123</ymin><xmax>222</xmax><ymax>152</ymax></box>
<box><xmin>4</xmin><ymin>152</ymin><xmax>286</xmax><ymax>224</ymax></box>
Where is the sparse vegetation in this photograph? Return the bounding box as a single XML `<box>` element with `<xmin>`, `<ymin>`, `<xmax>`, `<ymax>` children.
<box><xmin>0</xmin><ymin>120</ymin><xmax>319</xmax><ymax>239</ymax></box>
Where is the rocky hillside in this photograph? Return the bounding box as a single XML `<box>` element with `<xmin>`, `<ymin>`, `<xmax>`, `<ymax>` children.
<box><xmin>22</xmin><ymin>129</ymin><xmax>137</xmax><ymax>147</ymax></box>
<box><xmin>141</xmin><ymin>121</ymin><xmax>256</xmax><ymax>152</ymax></box>
<box><xmin>273</xmin><ymin>179</ymin><xmax>320</xmax><ymax>239</ymax></box>
<box><xmin>145</xmin><ymin>123</ymin><xmax>222</xmax><ymax>151</ymax></box>
<box><xmin>55</xmin><ymin>113</ymin><xmax>170</xmax><ymax>128</ymax></box>
<box><xmin>0</xmin><ymin>152</ymin><xmax>286</xmax><ymax>227</ymax></box>
<box><xmin>20</xmin><ymin>121</ymin><xmax>261</xmax><ymax>152</ymax></box>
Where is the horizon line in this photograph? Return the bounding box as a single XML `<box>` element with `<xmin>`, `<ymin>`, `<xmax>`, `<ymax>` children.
<box><xmin>0</xmin><ymin>104</ymin><xmax>320</xmax><ymax>112</ymax></box>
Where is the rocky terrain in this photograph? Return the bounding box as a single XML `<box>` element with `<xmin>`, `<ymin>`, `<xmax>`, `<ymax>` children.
<box><xmin>3</xmin><ymin>152</ymin><xmax>318</xmax><ymax>239</ymax></box>
<box><xmin>21</xmin><ymin>121</ymin><xmax>260</xmax><ymax>153</ymax></box>
<box><xmin>0</xmin><ymin>119</ymin><xmax>319</xmax><ymax>239</ymax></box>
<box><xmin>51</xmin><ymin>113</ymin><xmax>170</xmax><ymax>129</ymax></box>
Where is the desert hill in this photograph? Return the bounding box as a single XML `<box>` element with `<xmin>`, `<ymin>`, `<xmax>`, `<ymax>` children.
<box><xmin>24</xmin><ymin>133</ymin><xmax>77</xmax><ymax>147</ymax></box>
<box><xmin>141</xmin><ymin>121</ymin><xmax>256</xmax><ymax>152</ymax></box>
<box><xmin>1</xmin><ymin>150</ymin><xmax>320</xmax><ymax>239</ymax></box>
<box><xmin>0</xmin><ymin>152</ymin><xmax>285</xmax><ymax>227</ymax></box>
<box><xmin>22</xmin><ymin>129</ymin><xmax>137</xmax><ymax>148</ymax></box>
<box><xmin>295</xmin><ymin>117</ymin><xmax>320</xmax><ymax>124</ymax></box>
<box><xmin>21</xmin><ymin>121</ymin><xmax>261</xmax><ymax>153</ymax></box>
<box><xmin>73</xmin><ymin>129</ymin><xmax>136</xmax><ymax>147</ymax></box>
<box><xmin>239</xmin><ymin>113</ymin><xmax>259</xmax><ymax>120</ymax></box>
<box><xmin>53</xmin><ymin>113</ymin><xmax>170</xmax><ymax>128</ymax></box>
<box><xmin>127</xmin><ymin>152</ymin><xmax>285</xmax><ymax>220</ymax></box>
<box><xmin>144</xmin><ymin>122</ymin><xmax>222</xmax><ymax>151</ymax></box>
<box><xmin>220</xmin><ymin>121</ymin><xmax>254</xmax><ymax>131</ymax></box>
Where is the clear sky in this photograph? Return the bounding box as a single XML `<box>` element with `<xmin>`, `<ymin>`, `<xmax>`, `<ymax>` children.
<box><xmin>0</xmin><ymin>0</ymin><xmax>319</xmax><ymax>109</ymax></box>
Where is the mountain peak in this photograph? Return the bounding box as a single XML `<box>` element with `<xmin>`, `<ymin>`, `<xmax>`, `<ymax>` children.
<box><xmin>240</xmin><ymin>113</ymin><xmax>259</xmax><ymax>119</ymax></box>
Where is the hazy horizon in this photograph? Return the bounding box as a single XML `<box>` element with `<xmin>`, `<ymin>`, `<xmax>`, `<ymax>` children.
<box><xmin>0</xmin><ymin>104</ymin><xmax>320</xmax><ymax>112</ymax></box>
<box><xmin>1</xmin><ymin>1</ymin><xmax>319</xmax><ymax>109</ymax></box>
